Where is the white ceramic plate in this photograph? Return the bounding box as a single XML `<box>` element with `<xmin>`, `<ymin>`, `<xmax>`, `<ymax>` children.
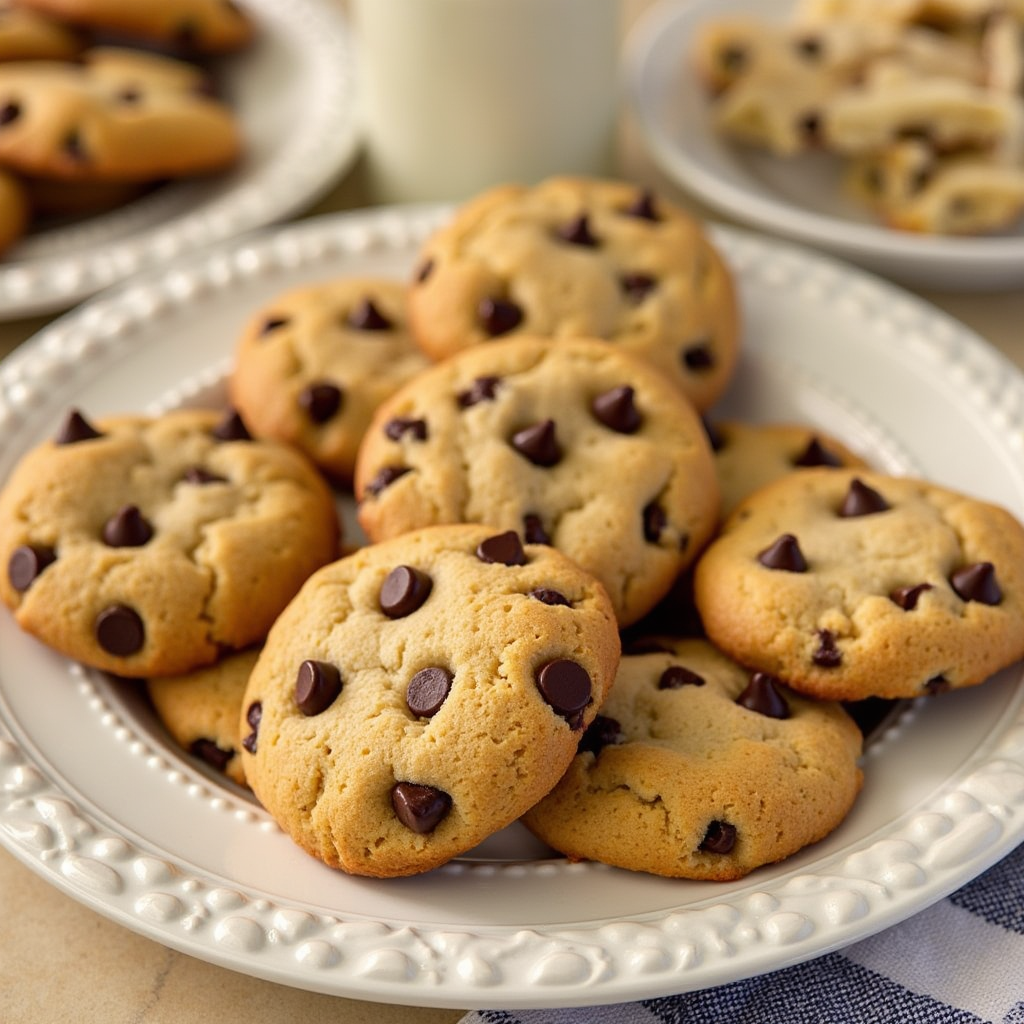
<box><xmin>624</xmin><ymin>0</ymin><xmax>1024</xmax><ymax>291</ymax></box>
<box><xmin>2</xmin><ymin>206</ymin><xmax>1024</xmax><ymax>1010</ymax></box>
<box><xmin>0</xmin><ymin>0</ymin><xmax>359</xmax><ymax>320</ymax></box>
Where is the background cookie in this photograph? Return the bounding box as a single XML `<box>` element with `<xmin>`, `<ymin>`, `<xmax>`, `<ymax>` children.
<box><xmin>228</xmin><ymin>277</ymin><xmax>431</xmax><ymax>482</ymax></box>
<box><xmin>406</xmin><ymin>176</ymin><xmax>739</xmax><ymax>413</ymax></box>
<box><xmin>0</xmin><ymin>407</ymin><xmax>340</xmax><ymax>677</ymax></box>
<box><xmin>355</xmin><ymin>336</ymin><xmax>721</xmax><ymax>627</ymax></box>
<box><xmin>522</xmin><ymin>637</ymin><xmax>863</xmax><ymax>880</ymax></box>
<box><xmin>239</xmin><ymin>523</ymin><xmax>621</xmax><ymax>878</ymax></box>
<box><xmin>0</xmin><ymin>1</ymin><xmax>83</xmax><ymax>61</ymax></box>
<box><xmin>693</xmin><ymin>468</ymin><xmax>1024</xmax><ymax>700</ymax></box>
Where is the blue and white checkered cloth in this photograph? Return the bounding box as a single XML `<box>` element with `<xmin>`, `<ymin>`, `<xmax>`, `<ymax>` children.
<box><xmin>460</xmin><ymin>840</ymin><xmax>1024</xmax><ymax>1024</ymax></box>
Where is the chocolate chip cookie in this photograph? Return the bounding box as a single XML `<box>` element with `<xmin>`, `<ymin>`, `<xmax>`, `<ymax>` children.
<box><xmin>406</xmin><ymin>176</ymin><xmax>739</xmax><ymax>413</ymax></box>
<box><xmin>0</xmin><ymin>164</ymin><xmax>26</xmax><ymax>254</ymax></box>
<box><xmin>0</xmin><ymin>407</ymin><xmax>340</xmax><ymax>677</ymax></box>
<box><xmin>522</xmin><ymin>637</ymin><xmax>863</xmax><ymax>880</ymax></box>
<box><xmin>0</xmin><ymin>0</ymin><xmax>83</xmax><ymax>61</ymax></box>
<box><xmin>239</xmin><ymin>523</ymin><xmax>620</xmax><ymax>878</ymax></box>
<box><xmin>354</xmin><ymin>336</ymin><xmax>721</xmax><ymax>627</ymax></box>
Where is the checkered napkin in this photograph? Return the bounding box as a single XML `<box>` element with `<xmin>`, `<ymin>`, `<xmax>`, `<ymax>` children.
<box><xmin>459</xmin><ymin>840</ymin><xmax>1024</xmax><ymax>1024</ymax></box>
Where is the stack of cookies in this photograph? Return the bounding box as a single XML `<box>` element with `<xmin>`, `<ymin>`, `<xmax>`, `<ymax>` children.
<box><xmin>693</xmin><ymin>0</ymin><xmax>1024</xmax><ymax>234</ymax></box>
<box><xmin>3</xmin><ymin>175</ymin><xmax>1023</xmax><ymax>883</ymax></box>
<box><xmin>0</xmin><ymin>0</ymin><xmax>253</xmax><ymax>256</ymax></box>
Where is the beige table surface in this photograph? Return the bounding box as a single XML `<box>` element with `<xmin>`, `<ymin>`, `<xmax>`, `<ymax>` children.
<box><xmin>2</xmin><ymin>3</ymin><xmax>1024</xmax><ymax>1021</ymax></box>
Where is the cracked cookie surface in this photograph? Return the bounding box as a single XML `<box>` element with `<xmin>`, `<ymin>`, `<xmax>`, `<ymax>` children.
<box><xmin>521</xmin><ymin>637</ymin><xmax>863</xmax><ymax>880</ymax></box>
<box><xmin>239</xmin><ymin>523</ymin><xmax>620</xmax><ymax>878</ymax></box>
<box><xmin>693</xmin><ymin>468</ymin><xmax>1024</xmax><ymax>700</ymax></box>
<box><xmin>0</xmin><ymin>407</ymin><xmax>339</xmax><ymax>676</ymax></box>
<box><xmin>354</xmin><ymin>336</ymin><xmax>721</xmax><ymax>627</ymax></box>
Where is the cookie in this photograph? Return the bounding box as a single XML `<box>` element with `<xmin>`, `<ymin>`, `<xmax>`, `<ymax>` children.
<box><xmin>239</xmin><ymin>523</ymin><xmax>621</xmax><ymax>878</ymax></box>
<box><xmin>0</xmin><ymin>51</ymin><xmax>241</xmax><ymax>181</ymax></box>
<box><xmin>0</xmin><ymin>407</ymin><xmax>340</xmax><ymax>677</ymax></box>
<box><xmin>0</xmin><ymin>1</ymin><xmax>83</xmax><ymax>61</ymax></box>
<box><xmin>354</xmin><ymin>336</ymin><xmax>721</xmax><ymax>627</ymax></box>
<box><xmin>147</xmin><ymin>647</ymin><xmax>258</xmax><ymax>787</ymax></box>
<box><xmin>406</xmin><ymin>176</ymin><xmax>739</xmax><ymax>413</ymax></box>
<box><xmin>693</xmin><ymin>468</ymin><xmax>1024</xmax><ymax>700</ymax></box>
<box><xmin>521</xmin><ymin>637</ymin><xmax>863</xmax><ymax>880</ymax></box>
<box><xmin>16</xmin><ymin>0</ymin><xmax>255</xmax><ymax>54</ymax></box>
<box><xmin>0</xmin><ymin>164</ymin><xmax>27</xmax><ymax>254</ymax></box>
<box><xmin>228</xmin><ymin>277</ymin><xmax>431</xmax><ymax>482</ymax></box>
<box><xmin>710</xmin><ymin>420</ymin><xmax>868</xmax><ymax>518</ymax></box>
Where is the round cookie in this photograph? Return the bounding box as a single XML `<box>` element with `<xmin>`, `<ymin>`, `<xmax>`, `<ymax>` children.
<box><xmin>239</xmin><ymin>523</ymin><xmax>621</xmax><ymax>878</ymax></box>
<box><xmin>0</xmin><ymin>407</ymin><xmax>340</xmax><ymax>677</ymax></box>
<box><xmin>693</xmin><ymin>468</ymin><xmax>1024</xmax><ymax>700</ymax></box>
<box><xmin>228</xmin><ymin>277</ymin><xmax>431</xmax><ymax>482</ymax></box>
<box><xmin>406</xmin><ymin>176</ymin><xmax>740</xmax><ymax>413</ymax></box>
<box><xmin>354</xmin><ymin>336</ymin><xmax>721</xmax><ymax>627</ymax></box>
<box><xmin>522</xmin><ymin>637</ymin><xmax>863</xmax><ymax>880</ymax></box>
<box><xmin>147</xmin><ymin>647</ymin><xmax>258</xmax><ymax>787</ymax></box>
<box><xmin>0</xmin><ymin>1</ymin><xmax>83</xmax><ymax>61</ymax></box>
<box><xmin>0</xmin><ymin>165</ymin><xmax>27</xmax><ymax>254</ymax></box>
<box><xmin>711</xmin><ymin>419</ymin><xmax>868</xmax><ymax>518</ymax></box>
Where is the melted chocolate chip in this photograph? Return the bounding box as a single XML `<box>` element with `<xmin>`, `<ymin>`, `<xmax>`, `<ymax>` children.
<box><xmin>793</xmin><ymin>437</ymin><xmax>842</xmax><ymax>467</ymax></box>
<box><xmin>55</xmin><ymin>409</ymin><xmax>102</xmax><ymax>445</ymax></box>
<box><xmin>102</xmin><ymin>505</ymin><xmax>153</xmax><ymax>548</ymax></box>
<box><xmin>295</xmin><ymin>659</ymin><xmax>342</xmax><ymax>716</ymax></box>
<box><xmin>625</xmin><ymin>189</ymin><xmax>661</xmax><ymax>221</ymax></box>
<box><xmin>384</xmin><ymin>417</ymin><xmax>428</xmax><ymax>441</ymax></box>
<box><xmin>757</xmin><ymin>534</ymin><xmax>808</xmax><ymax>572</ymax></box>
<box><xmin>925</xmin><ymin>676</ymin><xmax>951</xmax><ymax>695</ymax></box>
<box><xmin>812</xmin><ymin>629</ymin><xmax>842</xmax><ymax>668</ymax></box>
<box><xmin>406</xmin><ymin>666</ymin><xmax>452</xmax><ymax>717</ymax></box>
<box><xmin>364</xmin><ymin>465</ymin><xmax>410</xmax><ymax>497</ymax></box>
<box><xmin>592</xmin><ymin>385</ymin><xmax>642</xmax><ymax>434</ymax></box>
<box><xmin>535</xmin><ymin>659</ymin><xmax>592</xmax><ymax>719</ymax></box>
<box><xmin>7</xmin><ymin>544</ymin><xmax>56</xmax><ymax>592</ymax></box>
<box><xmin>578</xmin><ymin>714</ymin><xmax>624</xmax><ymax>755</ymax></box>
<box><xmin>299</xmin><ymin>382</ymin><xmax>343</xmax><ymax>424</ymax></box>
<box><xmin>242</xmin><ymin>701</ymin><xmax>262</xmax><ymax>754</ymax></box>
<box><xmin>950</xmin><ymin>562</ymin><xmax>1001</xmax><ymax>605</ymax></box>
<box><xmin>658</xmin><ymin>665</ymin><xmax>705</xmax><ymax>689</ymax></box>
<box><xmin>456</xmin><ymin>375</ymin><xmax>501</xmax><ymax>408</ymax></box>
<box><xmin>476</xmin><ymin>530</ymin><xmax>526</xmax><ymax>566</ymax></box>
<box><xmin>95</xmin><ymin>604</ymin><xmax>145</xmax><ymax>656</ymax></box>
<box><xmin>190</xmin><ymin>738</ymin><xmax>234</xmax><ymax>773</ymax></box>
<box><xmin>347</xmin><ymin>297</ymin><xmax>393</xmax><ymax>331</ymax></box>
<box><xmin>557</xmin><ymin>214</ymin><xmax>599</xmax><ymax>247</ymax></box>
<box><xmin>260</xmin><ymin>315</ymin><xmax>290</xmax><ymax>335</ymax></box>
<box><xmin>529</xmin><ymin>587</ymin><xmax>569</xmax><ymax>606</ymax></box>
<box><xmin>415</xmin><ymin>259</ymin><xmax>434</xmax><ymax>283</ymax></box>
<box><xmin>0</xmin><ymin>101</ymin><xmax>20</xmax><ymax>126</ymax></box>
<box><xmin>510</xmin><ymin>419</ymin><xmax>561</xmax><ymax>467</ymax></box>
<box><xmin>682</xmin><ymin>341</ymin><xmax>714</xmax><ymax>371</ymax></box>
<box><xmin>890</xmin><ymin>583</ymin><xmax>933</xmax><ymax>610</ymax></box>
<box><xmin>699</xmin><ymin>820</ymin><xmax>737</xmax><ymax>854</ymax></box>
<box><xmin>379</xmin><ymin>565</ymin><xmax>433</xmax><ymax>618</ymax></box>
<box><xmin>478</xmin><ymin>297</ymin><xmax>523</xmax><ymax>337</ymax></box>
<box><xmin>736</xmin><ymin>672</ymin><xmax>790</xmax><ymax>719</ymax></box>
<box><xmin>523</xmin><ymin>513</ymin><xmax>551</xmax><ymax>545</ymax></box>
<box><xmin>182</xmin><ymin>466</ymin><xmax>227</xmax><ymax>485</ymax></box>
<box><xmin>643</xmin><ymin>501</ymin><xmax>667</xmax><ymax>543</ymax></box>
<box><xmin>620</xmin><ymin>272</ymin><xmax>657</xmax><ymax>303</ymax></box>
<box><xmin>391</xmin><ymin>781</ymin><xmax>452</xmax><ymax>833</ymax></box>
<box><xmin>212</xmin><ymin>410</ymin><xmax>251</xmax><ymax>441</ymax></box>
<box><xmin>839</xmin><ymin>478</ymin><xmax>889</xmax><ymax>517</ymax></box>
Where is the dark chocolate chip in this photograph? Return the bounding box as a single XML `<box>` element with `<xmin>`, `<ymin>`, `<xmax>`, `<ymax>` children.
<box><xmin>510</xmin><ymin>419</ymin><xmax>561</xmax><ymax>467</ymax></box>
<box><xmin>406</xmin><ymin>666</ymin><xmax>452</xmax><ymax>717</ymax></box>
<box><xmin>260</xmin><ymin>315</ymin><xmax>290</xmax><ymax>335</ymax></box>
<box><xmin>55</xmin><ymin>409</ymin><xmax>102</xmax><ymax>444</ymax></box>
<box><xmin>415</xmin><ymin>259</ymin><xmax>434</xmax><ymax>284</ymax></box>
<box><xmin>578</xmin><ymin>714</ymin><xmax>624</xmax><ymax>755</ymax></box>
<box><xmin>890</xmin><ymin>583</ymin><xmax>933</xmax><ymax>610</ymax></box>
<box><xmin>523</xmin><ymin>513</ymin><xmax>551</xmax><ymax>545</ymax></box>
<box><xmin>812</xmin><ymin>629</ymin><xmax>842</xmax><ymax>668</ymax></box>
<box><xmin>190</xmin><ymin>738</ymin><xmax>234</xmax><ymax>773</ymax></box>
<box><xmin>529</xmin><ymin>587</ymin><xmax>569</xmax><ymax>606</ymax></box>
<box><xmin>364</xmin><ymin>465</ymin><xmax>410</xmax><ymax>497</ymax></box>
<box><xmin>299</xmin><ymin>382</ymin><xmax>343</xmax><ymax>424</ymax></box>
<box><xmin>839</xmin><ymin>478</ymin><xmax>889</xmax><ymax>517</ymax></box>
<box><xmin>116</xmin><ymin>87</ymin><xmax>141</xmax><ymax>104</ymax></box>
<box><xmin>0</xmin><ymin>101</ymin><xmax>20</xmax><ymax>126</ymax></box>
<box><xmin>757</xmin><ymin>534</ymin><xmax>808</xmax><ymax>572</ymax></box>
<box><xmin>242</xmin><ymin>700</ymin><xmax>262</xmax><ymax>754</ymax></box>
<box><xmin>795</xmin><ymin>35</ymin><xmax>823</xmax><ymax>59</ymax></box>
<box><xmin>643</xmin><ymin>501</ymin><xmax>667</xmax><ymax>543</ymax></box>
<box><xmin>793</xmin><ymin>437</ymin><xmax>842</xmax><ymax>467</ymax></box>
<box><xmin>212</xmin><ymin>410</ymin><xmax>251</xmax><ymax>441</ymax></box>
<box><xmin>295</xmin><ymin>659</ymin><xmax>342</xmax><ymax>716</ymax></box>
<box><xmin>925</xmin><ymin>676</ymin><xmax>951</xmax><ymax>695</ymax></box>
<box><xmin>625</xmin><ymin>188</ymin><xmax>661</xmax><ymax>221</ymax></box>
<box><xmin>476</xmin><ymin>530</ymin><xmax>526</xmax><ymax>566</ymax></box>
<box><xmin>391</xmin><ymin>781</ymin><xmax>452</xmax><ymax>833</ymax></box>
<box><xmin>102</xmin><ymin>505</ymin><xmax>153</xmax><ymax>548</ymax></box>
<box><xmin>95</xmin><ymin>604</ymin><xmax>145</xmax><ymax>656</ymax></box>
<box><xmin>182</xmin><ymin>466</ymin><xmax>227</xmax><ymax>485</ymax></box>
<box><xmin>682</xmin><ymin>341</ymin><xmax>714</xmax><ymax>371</ymax></box>
<box><xmin>736</xmin><ymin>672</ymin><xmax>790</xmax><ymax>719</ymax></box>
<box><xmin>384</xmin><ymin>417</ymin><xmax>428</xmax><ymax>441</ymax></box>
<box><xmin>658</xmin><ymin>665</ymin><xmax>705</xmax><ymax>689</ymax></box>
<box><xmin>800</xmin><ymin>111</ymin><xmax>822</xmax><ymax>143</ymax></box>
<box><xmin>456</xmin><ymin>375</ymin><xmax>502</xmax><ymax>408</ymax></box>
<box><xmin>379</xmin><ymin>565</ymin><xmax>433</xmax><ymax>618</ymax></box>
<box><xmin>592</xmin><ymin>385</ymin><xmax>642</xmax><ymax>434</ymax></box>
<box><xmin>347</xmin><ymin>297</ymin><xmax>393</xmax><ymax>331</ymax></box>
<box><xmin>63</xmin><ymin>130</ymin><xmax>87</xmax><ymax>161</ymax></box>
<box><xmin>699</xmin><ymin>820</ymin><xmax>737</xmax><ymax>854</ymax></box>
<box><xmin>478</xmin><ymin>297</ymin><xmax>523</xmax><ymax>337</ymax></box>
<box><xmin>557</xmin><ymin>214</ymin><xmax>599</xmax><ymax>247</ymax></box>
<box><xmin>620</xmin><ymin>272</ymin><xmax>657</xmax><ymax>304</ymax></box>
<box><xmin>7</xmin><ymin>544</ymin><xmax>56</xmax><ymax>592</ymax></box>
<box><xmin>535</xmin><ymin>659</ymin><xmax>592</xmax><ymax>719</ymax></box>
<box><xmin>950</xmin><ymin>562</ymin><xmax>1001</xmax><ymax>605</ymax></box>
